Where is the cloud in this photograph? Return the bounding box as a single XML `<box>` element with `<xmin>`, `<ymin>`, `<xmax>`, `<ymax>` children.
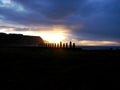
<box><xmin>0</xmin><ymin>0</ymin><xmax>91</xmax><ymax>25</ymax></box>
<box><xmin>69</xmin><ymin>0</ymin><xmax>120</xmax><ymax>41</ymax></box>
<box><xmin>71</xmin><ymin>39</ymin><xmax>120</xmax><ymax>46</ymax></box>
<box><xmin>0</xmin><ymin>0</ymin><xmax>120</xmax><ymax>44</ymax></box>
<box><xmin>13</xmin><ymin>0</ymin><xmax>86</xmax><ymax>20</ymax></box>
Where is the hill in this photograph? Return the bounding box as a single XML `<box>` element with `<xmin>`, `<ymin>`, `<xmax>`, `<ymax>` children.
<box><xmin>0</xmin><ymin>33</ymin><xmax>44</xmax><ymax>47</ymax></box>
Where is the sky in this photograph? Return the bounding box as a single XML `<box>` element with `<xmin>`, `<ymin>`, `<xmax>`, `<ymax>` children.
<box><xmin>0</xmin><ymin>0</ymin><xmax>120</xmax><ymax>46</ymax></box>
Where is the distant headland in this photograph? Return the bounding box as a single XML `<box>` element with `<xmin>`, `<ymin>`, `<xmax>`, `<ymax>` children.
<box><xmin>0</xmin><ymin>33</ymin><xmax>44</xmax><ymax>47</ymax></box>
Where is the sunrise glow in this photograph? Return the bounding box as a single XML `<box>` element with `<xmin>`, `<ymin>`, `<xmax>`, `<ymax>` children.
<box><xmin>39</xmin><ymin>32</ymin><xmax>66</xmax><ymax>43</ymax></box>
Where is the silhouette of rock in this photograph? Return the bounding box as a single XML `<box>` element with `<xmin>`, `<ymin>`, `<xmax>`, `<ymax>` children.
<box><xmin>0</xmin><ymin>33</ymin><xmax>44</xmax><ymax>47</ymax></box>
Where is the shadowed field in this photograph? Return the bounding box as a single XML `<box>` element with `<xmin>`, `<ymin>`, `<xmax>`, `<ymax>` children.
<box><xmin>0</xmin><ymin>47</ymin><xmax>120</xmax><ymax>89</ymax></box>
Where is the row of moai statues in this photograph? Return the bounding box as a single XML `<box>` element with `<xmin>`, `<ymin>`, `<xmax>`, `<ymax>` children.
<box><xmin>39</xmin><ymin>41</ymin><xmax>75</xmax><ymax>48</ymax></box>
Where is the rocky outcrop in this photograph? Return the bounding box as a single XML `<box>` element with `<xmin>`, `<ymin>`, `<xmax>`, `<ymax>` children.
<box><xmin>0</xmin><ymin>33</ymin><xmax>44</xmax><ymax>47</ymax></box>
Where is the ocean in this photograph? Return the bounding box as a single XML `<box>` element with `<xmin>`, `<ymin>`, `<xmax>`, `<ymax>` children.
<box><xmin>76</xmin><ymin>46</ymin><xmax>120</xmax><ymax>50</ymax></box>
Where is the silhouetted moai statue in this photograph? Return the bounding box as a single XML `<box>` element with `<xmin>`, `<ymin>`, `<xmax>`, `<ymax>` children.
<box><xmin>60</xmin><ymin>42</ymin><xmax>62</xmax><ymax>48</ymax></box>
<box><xmin>52</xmin><ymin>43</ymin><xmax>54</xmax><ymax>48</ymax></box>
<box><xmin>44</xmin><ymin>43</ymin><xmax>46</xmax><ymax>47</ymax></box>
<box><xmin>46</xmin><ymin>43</ymin><xmax>48</xmax><ymax>48</ymax></box>
<box><xmin>63</xmin><ymin>43</ymin><xmax>65</xmax><ymax>48</ymax></box>
<box><xmin>57</xmin><ymin>43</ymin><xmax>59</xmax><ymax>48</ymax></box>
<box><xmin>41</xmin><ymin>43</ymin><xmax>45</xmax><ymax>48</ymax></box>
<box><xmin>45</xmin><ymin>43</ymin><xmax>48</xmax><ymax>47</ymax></box>
<box><xmin>48</xmin><ymin>43</ymin><xmax>50</xmax><ymax>48</ymax></box>
<box><xmin>54</xmin><ymin>43</ymin><xmax>57</xmax><ymax>48</ymax></box>
<box><xmin>52</xmin><ymin>43</ymin><xmax>55</xmax><ymax>48</ymax></box>
<box><xmin>66</xmin><ymin>43</ymin><xmax>68</xmax><ymax>48</ymax></box>
<box><xmin>50</xmin><ymin>43</ymin><xmax>51</xmax><ymax>48</ymax></box>
<box><xmin>51</xmin><ymin>43</ymin><xmax>53</xmax><ymax>48</ymax></box>
<box><xmin>41</xmin><ymin>43</ymin><xmax>44</xmax><ymax>47</ymax></box>
<box><xmin>69</xmin><ymin>41</ymin><xmax>72</xmax><ymax>48</ymax></box>
<box><xmin>50</xmin><ymin>43</ymin><xmax>52</xmax><ymax>48</ymax></box>
<box><xmin>73</xmin><ymin>43</ymin><xmax>75</xmax><ymax>49</ymax></box>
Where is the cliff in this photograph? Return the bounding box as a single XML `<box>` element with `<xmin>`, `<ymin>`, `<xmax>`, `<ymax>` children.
<box><xmin>0</xmin><ymin>33</ymin><xmax>44</xmax><ymax>47</ymax></box>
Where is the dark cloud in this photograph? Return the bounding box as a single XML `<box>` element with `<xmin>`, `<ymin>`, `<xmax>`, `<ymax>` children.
<box><xmin>69</xmin><ymin>0</ymin><xmax>120</xmax><ymax>41</ymax></box>
<box><xmin>0</xmin><ymin>0</ymin><xmax>120</xmax><ymax>42</ymax></box>
<box><xmin>13</xmin><ymin>0</ymin><xmax>85</xmax><ymax>20</ymax></box>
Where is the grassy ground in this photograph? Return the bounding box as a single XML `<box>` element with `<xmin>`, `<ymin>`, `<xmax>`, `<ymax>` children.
<box><xmin>0</xmin><ymin>47</ymin><xmax>120</xmax><ymax>89</ymax></box>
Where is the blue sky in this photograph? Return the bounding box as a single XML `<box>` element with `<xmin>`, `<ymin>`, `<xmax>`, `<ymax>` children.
<box><xmin>0</xmin><ymin>0</ymin><xmax>120</xmax><ymax>45</ymax></box>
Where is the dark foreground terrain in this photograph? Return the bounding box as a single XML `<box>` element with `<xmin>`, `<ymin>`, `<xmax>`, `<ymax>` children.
<box><xmin>0</xmin><ymin>47</ymin><xmax>120</xmax><ymax>90</ymax></box>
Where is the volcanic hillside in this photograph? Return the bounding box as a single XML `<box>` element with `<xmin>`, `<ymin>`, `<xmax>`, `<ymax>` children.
<box><xmin>0</xmin><ymin>33</ymin><xmax>44</xmax><ymax>46</ymax></box>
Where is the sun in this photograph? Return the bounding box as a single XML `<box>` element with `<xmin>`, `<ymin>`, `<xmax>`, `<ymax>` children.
<box><xmin>39</xmin><ymin>32</ymin><xmax>66</xmax><ymax>43</ymax></box>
